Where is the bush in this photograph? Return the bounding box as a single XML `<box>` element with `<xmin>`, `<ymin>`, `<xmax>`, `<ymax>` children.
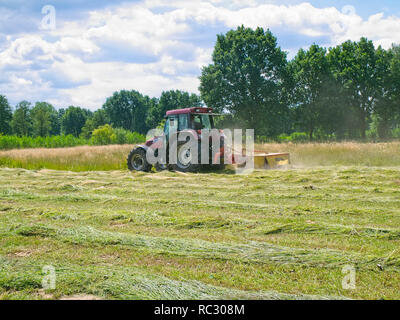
<box><xmin>90</xmin><ymin>125</ymin><xmax>145</xmax><ymax>146</ymax></box>
<box><xmin>0</xmin><ymin>126</ymin><xmax>145</xmax><ymax>150</ymax></box>
<box><xmin>277</xmin><ymin>133</ymin><xmax>292</xmax><ymax>143</ymax></box>
<box><xmin>290</xmin><ymin>132</ymin><xmax>309</xmax><ymax>143</ymax></box>
<box><xmin>90</xmin><ymin>124</ymin><xmax>116</xmax><ymax>145</ymax></box>
<box><xmin>125</xmin><ymin>131</ymin><xmax>146</xmax><ymax>144</ymax></box>
<box><xmin>393</xmin><ymin>128</ymin><xmax>400</xmax><ymax>139</ymax></box>
<box><xmin>0</xmin><ymin>134</ymin><xmax>87</xmax><ymax>150</ymax></box>
<box><xmin>112</xmin><ymin>128</ymin><xmax>145</xmax><ymax>145</ymax></box>
<box><xmin>276</xmin><ymin>132</ymin><xmax>333</xmax><ymax>143</ymax></box>
<box><xmin>256</xmin><ymin>136</ymin><xmax>275</xmax><ymax>143</ymax></box>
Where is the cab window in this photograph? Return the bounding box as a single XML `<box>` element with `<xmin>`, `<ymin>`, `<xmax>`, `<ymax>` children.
<box><xmin>178</xmin><ymin>114</ymin><xmax>189</xmax><ymax>130</ymax></box>
<box><xmin>191</xmin><ymin>114</ymin><xmax>212</xmax><ymax>130</ymax></box>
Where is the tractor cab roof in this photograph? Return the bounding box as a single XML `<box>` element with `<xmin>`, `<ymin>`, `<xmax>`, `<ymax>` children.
<box><xmin>166</xmin><ymin>107</ymin><xmax>213</xmax><ymax>116</ymax></box>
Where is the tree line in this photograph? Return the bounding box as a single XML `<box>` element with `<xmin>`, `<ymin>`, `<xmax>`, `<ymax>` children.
<box><xmin>0</xmin><ymin>90</ymin><xmax>202</xmax><ymax>139</ymax></box>
<box><xmin>200</xmin><ymin>26</ymin><xmax>400</xmax><ymax>141</ymax></box>
<box><xmin>0</xmin><ymin>26</ymin><xmax>399</xmax><ymax>142</ymax></box>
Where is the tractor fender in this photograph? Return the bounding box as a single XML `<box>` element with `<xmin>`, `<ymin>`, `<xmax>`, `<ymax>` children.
<box><xmin>131</xmin><ymin>145</ymin><xmax>149</xmax><ymax>161</ymax></box>
<box><xmin>134</xmin><ymin>144</ymin><xmax>148</xmax><ymax>152</ymax></box>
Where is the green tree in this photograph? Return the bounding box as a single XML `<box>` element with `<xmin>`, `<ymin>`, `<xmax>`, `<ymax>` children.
<box><xmin>31</xmin><ymin>102</ymin><xmax>57</xmax><ymax>137</ymax></box>
<box><xmin>374</xmin><ymin>45</ymin><xmax>400</xmax><ymax>139</ymax></box>
<box><xmin>0</xmin><ymin>95</ymin><xmax>12</xmax><ymax>135</ymax></box>
<box><xmin>91</xmin><ymin>109</ymin><xmax>109</xmax><ymax>128</ymax></box>
<box><xmin>11</xmin><ymin>101</ymin><xmax>32</xmax><ymax>136</ymax></box>
<box><xmin>102</xmin><ymin>90</ymin><xmax>151</xmax><ymax>134</ymax></box>
<box><xmin>146</xmin><ymin>90</ymin><xmax>202</xmax><ymax>129</ymax></box>
<box><xmin>290</xmin><ymin>45</ymin><xmax>340</xmax><ymax>140</ymax></box>
<box><xmin>80</xmin><ymin>109</ymin><xmax>110</xmax><ymax>139</ymax></box>
<box><xmin>328</xmin><ymin>38</ymin><xmax>385</xmax><ymax>139</ymax></box>
<box><xmin>61</xmin><ymin>106</ymin><xmax>91</xmax><ymax>137</ymax></box>
<box><xmin>200</xmin><ymin>26</ymin><xmax>290</xmax><ymax>137</ymax></box>
<box><xmin>55</xmin><ymin>108</ymin><xmax>66</xmax><ymax>135</ymax></box>
<box><xmin>49</xmin><ymin>108</ymin><xmax>62</xmax><ymax>135</ymax></box>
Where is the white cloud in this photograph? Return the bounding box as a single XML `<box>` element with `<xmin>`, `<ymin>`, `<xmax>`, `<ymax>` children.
<box><xmin>1</xmin><ymin>1</ymin><xmax>400</xmax><ymax>109</ymax></box>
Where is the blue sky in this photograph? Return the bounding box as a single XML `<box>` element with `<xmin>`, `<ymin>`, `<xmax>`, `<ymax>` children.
<box><xmin>1</xmin><ymin>0</ymin><xmax>400</xmax><ymax>109</ymax></box>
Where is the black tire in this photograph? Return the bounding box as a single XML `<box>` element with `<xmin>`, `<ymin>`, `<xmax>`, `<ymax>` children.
<box><xmin>127</xmin><ymin>148</ymin><xmax>151</xmax><ymax>172</ymax></box>
<box><xmin>171</xmin><ymin>143</ymin><xmax>201</xmax><ymax>173</ymax></box>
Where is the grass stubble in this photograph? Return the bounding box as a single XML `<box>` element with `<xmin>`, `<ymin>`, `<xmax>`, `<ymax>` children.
<box><xmin>0</xmin><ymin>143</ymin><xmax>400</xmax><ymax>299</ymax></box>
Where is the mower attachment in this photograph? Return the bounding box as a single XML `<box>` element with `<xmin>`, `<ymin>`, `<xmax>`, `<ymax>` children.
<box><xmin>253</xmin><ymin>152</ymin><xmax>290</xmax><ymax>169</ymax></box>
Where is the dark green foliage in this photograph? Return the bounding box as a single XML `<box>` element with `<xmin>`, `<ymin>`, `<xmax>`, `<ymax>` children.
<box><xmin>31</xmin><ymin>102</ymin><xmax>58</xmax><ymax>137</ymax></box>
<box><xmin>61</xmin><ymin>106</ymin><xmax>91</xmax><ymax>137</ymax></box>
<box><xmin>11</xmin><ymin>101</ymin><xmax>32</xmax><ymax>136</ymax></box>
<box><xmin>327</xmin><ymin>38</ymin><xmax>387</xmax><ymax>139</ymax></box>
<box><xmin>201</xmin><ymin>28</ymin><xmax>400</xmax><ymax>141</ymax></box>
<box><xmin>374</xmin><ymin>45</ymin><xmax>400</xmax><ymax>139</ymax></box>
<box><xmin>0</xmin><ymin>95</ymin><xmax>12</xmax><ymax>135</ymax></box>
<box><xmin>80</xmin><ymin>109</ymin><xmax>109</xmax><ymax>139</ymax></box>
<box><xmin>290</xmin><ymin>45</ymin><xmax>340</xmax><ymax>140</ymax></box>
<box><xmin>200</xmin><ymin>26</ymin><xmax>291</xmax><ymax>137</ymax></box>
<box><xmin>102</xmin><ymin>90</ymin><xmax>152</xmax><ymax>134</ymax></box>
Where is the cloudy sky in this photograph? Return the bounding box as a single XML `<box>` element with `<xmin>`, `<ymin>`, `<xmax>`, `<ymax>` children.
<box><xmin>1</xmin><ymin>0</ymin><xmax>400</xmax><ymax>110</ymax></box>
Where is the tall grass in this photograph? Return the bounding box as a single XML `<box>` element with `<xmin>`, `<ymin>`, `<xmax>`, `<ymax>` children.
<box><xmin>0</xmin><ymin>145</ymin><xmax>134</xmax><ymax>171</ymax></box>
<box><xmin>0</xmin><ymin>142</ymin><xmax>399</xmax><ymax>171</ymax></box>
<box><xmin>256</xmin><ymin>141</ymin><xmax>400</xmax><ymax>167</ymax></box>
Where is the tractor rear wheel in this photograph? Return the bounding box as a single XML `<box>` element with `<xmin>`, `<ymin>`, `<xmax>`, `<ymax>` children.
<box><xmin>172</xmin><ymin>143</ymin><xmax>200</xmax><ymax>173</ymax></box>
<box><xmin>127</xmin><ymin>148</ymin><xmax>151</xmax><ymax>172</ymax></box>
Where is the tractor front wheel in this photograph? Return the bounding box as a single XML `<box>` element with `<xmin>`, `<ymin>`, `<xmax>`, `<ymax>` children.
<box><xmin>127</xmin><ymin>148</ymin><xmax>151</xmax><ymax>172</ymax></box>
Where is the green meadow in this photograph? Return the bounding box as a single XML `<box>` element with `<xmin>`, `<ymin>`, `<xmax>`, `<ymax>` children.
<box><xmin>0</xmin><ymin>147</ymin><xmax>400</xmax><ymax>299</ymax></box>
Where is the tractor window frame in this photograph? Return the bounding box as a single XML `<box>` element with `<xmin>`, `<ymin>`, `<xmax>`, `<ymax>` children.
<box><xmin>165</xmin><ymin>115</ymin><xmax>178</xmax><ymax>135</ymax></box>
<box><xmin>164</xmin><ymin>118</ymin><xmax>169</xmax><ymax>134</ymax></box>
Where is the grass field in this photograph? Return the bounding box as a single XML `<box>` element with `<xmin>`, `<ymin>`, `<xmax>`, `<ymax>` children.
<box><xmin>0</xmin><ymin>143</ymin><xmax>400</xmax><ymax>300</ymax></box>
<box><xmin>0</xmin><ymin>142</ymin><xmax>399</xmax><ymax>171</ymax></box>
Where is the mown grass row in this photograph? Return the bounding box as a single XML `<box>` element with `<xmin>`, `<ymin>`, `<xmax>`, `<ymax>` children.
<box><xmin>0</xmin><ymin>254</ymin><xmax>342</xmax><ymax>300</ymax></box>
<box><xmin>263</xmin><ymin>223</ymin><xmax>400</xmax><ymax>240</ymax></box>
<box><xmin>5</xmin><ymin>224</ymin><xmax>399</xmax><ymax>271</ymax></box>
<box><xmin>1</xmin><ymin>167</ymin><xmax>400</xmax><ymax>299</ymax></box>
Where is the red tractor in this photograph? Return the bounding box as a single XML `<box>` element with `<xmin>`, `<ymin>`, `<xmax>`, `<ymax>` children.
<box><xmin>127</xmin><ymin>107</ymin><xmax>290</xmax><ymax>173</ymax></box>
<box><xmin>127</xmin><ymin>107</ymin><xmax>225</xmax><ymax>173</ymax></box>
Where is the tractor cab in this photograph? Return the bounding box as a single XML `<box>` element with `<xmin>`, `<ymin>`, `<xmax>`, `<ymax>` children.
<box><xmin>163</xmin><ymin>107</ymin><xmax>215</xmax><ymax>138</ymax></box>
